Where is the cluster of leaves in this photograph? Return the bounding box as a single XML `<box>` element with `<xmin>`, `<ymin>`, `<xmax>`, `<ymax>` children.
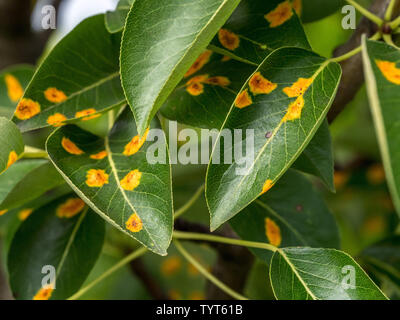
<box><xmin>1</xmin><ymin>0</ymin><xmax>400</xmax><ymax>300</ymax></box>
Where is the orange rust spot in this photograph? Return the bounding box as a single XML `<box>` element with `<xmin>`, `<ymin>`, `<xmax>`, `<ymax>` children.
<box><xmin>15</xmin><ymin>98</ymin><xmax>41</xmax><ymax>120</ymax></box>
<box><xmin>86</xmin><ymin>169</ymin><xmax>109</xmax><ymax>188</ymax></box>
<box><xmin>125</xmin><ymin>213</ymin><xmax>143</xmax><ymax>233</ymax></box>
<box><xmin>376</xmin><ymin>60</ymin><xmax>400</xmax><ymax>85</ymax></box>
<box><xmin>292</xmin><ymin>0</ymin><xmax>302</xmax><ymax>15</ymax></box>
<box><xmin>218</xmin><ymin>29</ymin><xmax>240</xmax><ymax>51</ymax></box>
<box><xmin>120</xmin><ymin>169</ymin><xmax>142</xmax><ymax>191</ymax></box>
<box><xmin>0</xmin><ymin>209</ymin><xmax>8</xmax><ymax>216</ymax></box>
<box><xmin>56</xmin><ymin>198</ymin><xmax>85</xmax><ymax>218</ymax></box>
<box><xmin>221</xmin><ymin>55</ymin><xmax>232</xmax><ymax>62</ymax></box>
<box><xmin>188</xmin><ymin>263</ymin><xmax>200</xmax><ymax>276</ymax></box>
<box><xmin>189</xmin><ymin>292</ymin><xmax>205</xmax><ymax>300</ymax></box>
<box><xmin>168</xmin><ymin>290</ymin><xmax>182</xmax><ymax>300</ymax></box>
<box><xmin>18</xmin><ymin>208</ymin><xmax>33</xmax><ymax>221</ymax></box>
<box><xmin>334</xmin><ymin>171</ymin><xmax>349</xmax><ymax>190</ymax></box>
<box><xmin>283</xmin><ymin>78</ymin><xmax>313</xmax><ymax>98</ymax></box>
<box><xmin>90</xmin><ymin>150</ymin><xmax>107</xmax><ymax>160</ymax></box>
<box><xmin>5</xmin><ymin>74</ymin><xmax>23</xmax><ymax>102</ymax></box>
<box><xmin>47</xmin><ymin>113</ymin><xmax>67</xmax><ymax>127</ymax></box>
<box><xmin>362</xmin><ymin>215</ymin><xmax>386</xmax><ymax>235</ymax></box>
<box><xmin>249</xmin><ymin>72</ymin><xmax>277</xmax><ymax>95</ymax></box>
<box><xmin>205</xmin><ymin>76</ymin><xmax>231</xmax><ymax>87</ymax></box>
<box><xmin>265</xmin><ymin>1</ymin><xmax>293</xmax><ymax>28</ymax></box>
<box><xmin>261</xmin><ymin>179</ymin><xmax>274</xmax><ymax>195</ymax></box>
<box><xmin>161</xmin><ymin>256</ymin><xmax>181</xmax><ymax>275</ymax></box>
<box><xmin>6</xmin><ymin>150</ymin><xmax>18</xmax><ymax>169</ymax></box>
<box><xmin>366</xmin><ymin>164</ymin><xmax>386</xmax><ymax>185</ymax></box>
<box><xmin>235</xmin><ymin>89</ymin><xmax>253</xmax><ymax>109</ymax></box>
<box><xmin>187</xmin><ymin>74</ymin><xmax>209</xmax><ymax>85</ymax></box>
<box><xmin>61</xmin><ymin>137</ymin><xmax>84</xmax><ymax>155</ymax></box>
<box><xmin>265</xmin><ymin>217</ymin><xmax>282</xmax><ymax>247</ymax></box>
<box><xmin>75</xmin><ymin>108</ymin><xmax>100</xmax><ymax>121</ymax></box>
<box><xmin>44</xmin><ymin>87</ymin><xmax>67</xmax><ymax>103</ymax></box>
<box><xmin>123</xmin><ymin>128</ymin><xmax>149</xmax><ymax>156</ymax></box>
<box><xmin>33</xmin><ymin>286</ymin><xmax>54</xmax><ymax>300</ymax></box>
<box><xmin>282</xmin><ymin>95</ymin><xmax>304</xmax><ymax>122</ymax></box>
<box><xmin>185</xmin><ymin>50</ymin><xmax>212</xmax><ymax>78</ymax></box>
<box><xmin>186</xmin><ymin>82</ymin><xmax>204</xmax><ymax>96</ymax></box>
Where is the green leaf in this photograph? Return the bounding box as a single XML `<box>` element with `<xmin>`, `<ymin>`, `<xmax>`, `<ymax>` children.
<box><xmin>362</xmin><ymin>38</ymin><xmax>400</xmax><ymax>217</ymax></box>
<box><xmin>105</xmin><ymin>0</ymin><xmax>134</xmax><ymax>33</ymax></box>
<box><xmin>206</xmin><ymin>47</ymin><xmax>341</xmax><ymax>230</ymax></box>
<box><xmin>8</xmin><ymin>195</ymin><xmax>105</xmax><ymax>300</ymax></box>
<box><xmin>0</xmin><ymin>162</ymin><xmax>65</xmax><ymax>211</ymax></box>
<box><xmin>270</xmin><ymin>247</ymin><xmax>388</xmax><ymax>300</ymax></box>
<box><xmin>120</xmin><ymin>0</ymin><xmax>242</xmax><ymax>135</ymax></box>
<box><xmin>47</xmin><ymin>107</ymin><xmax>173</xmax><ymax>255</ymax></box>
<box><xmin>361</xmin><ymin>236</ymin><xmax>400</xmax><ymax>289</ymax></box>
<box><xmin>292</xmin><ymin>119</ymin><xmax>335</xmax><ymax>191</ymax></box>
<box><xmin>0</xmin><ymin>65</ymin><xmax>35</xmax><ymax>118</ymax></box>
<box><xmin>301</xmin><ymin>0</ymin><xmax>344</xmax><ymax>23</ymax></box>
<box><xmin>230</xmin><ymin>170</ymin><xmax>340</xmax><ymax>263</ymax></box>
<box><xmin>209</xmin><ymin>0</ymin><xmax>310</xmax><ymax>65</ymax></box>
<box><xmin>0</xmin><ymin>117</ymin><xmax>24</xmax><ymax>175</ymax></box>
<box><xmin>13</xmin><ymin>15</ymin><xmax>125</xmax><ymax>133</ymax></box>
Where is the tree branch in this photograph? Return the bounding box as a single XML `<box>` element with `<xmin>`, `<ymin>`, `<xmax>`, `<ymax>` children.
<box><xmin>328</xmin><ymin>0</ymin><xmax>400</xmax><ymax>123</ymax></box>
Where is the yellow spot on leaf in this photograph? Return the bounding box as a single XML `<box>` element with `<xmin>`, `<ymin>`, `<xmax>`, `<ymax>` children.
<box><xmin>61</xmin><ymin>137</ymin><xmax>84</xmax><ymax>155</ymax></box>
<box><xmin>367</xmin><ymin>164</ymin><xmax>386</xmax><ymax>185</ymax></box>
<box><xmin>363</xmin><ymin>215</ymin><xmax>386</xmax><ymax>235</ymax></box>
<box><xmin>205</xmin><ymin>76</ymin><xmax>231</xmax><ymax>87</ymax></box>
<box><xmin>185</xmin><ymin>50</ymin><xmax>212</xmax><ymax>78</ymax></box>
<box><xmin>15</xmin><ymin>98</ymin><xmax>41</xmax><ymax>120</ymax></box>
<box><xmin>249</xmin><ymin>72</ymin><xmax>277</xmax><ymax>95</ymax></box>
<box><xmin>235</xmin><ymin>89</ymin><xmax>253</xmax><ymax>109</ymax></box>
<box><xmin>120</xmin><ymin>169</ymin><xmax>142</xmax><ymax>191</ymax></box>
<box><xmin>6</xmin><ymin>150</ymin><xmax>18</xmax><ymax>169</ymax></box>
<box><xmin>221</xmin><ymin>55</ymin><xmax>231</xmax><ymax>62</ymax></box>
<box><xmin>189</xmin><ymin>292</ymin><xmax>205</xmax><ymax>300</ymax></box>
<box><xmin>265</xmin><ymin>1</ymin><xmax>293</xmax><ymax>28</ymax></box>
<box><xmin>86</xmin><ymin>169</ymin><xmax>109</xmax><ymax>188</ymax></box>
<box><xmin>186</xmin><ymin>82</ymin><xmax>204</xmax><ymax>96</ymax></box>
<box><xmin>292</xmin><ymin>0</ymin><xmax>302</xmax><ymax>15</ymax></box>
<box><xmin>123</xmin><ymin>128</ymin><xmax>149</xmax><ymax>156</ymax></box>
<box><xmin>56</xmin><ymin>198</ymin><xmax>85</xmax><ymax>218</ymax></box>
<box><xmin>161</xmin><ymin>256</ymin><xmax>181</xmax><ymax>275</ymax></box>
<box><xmin>47</xmin><ymin>113</ymin><xmax>67</xmax><ymax>127</ymax></box>
<box><xmin>218</xmin><ymin>29</ymin><xmax>240</xmax><ymax>51</ymax></box>
<box><xmin>376</xmin><ymin>60</ymin><xmax>400</xmax><ymax>85</ymax></box>
<box><xmin>33</xmin><ymin>286</ymin><xmax>54</xmax><ymax>300</ymax></box>
<box><xmin>90</xmin><ymin>150</ymin><xmax>107</xmax><ymax>160</ymax></box>
<box><xmin>18</xmin><ymin>208</ymin><xmax>33</xmax><ymax>221</ymax></box>
<box><xmin>282</xmin><ymin>95</ymin><xmax>304</xmax><ymax>122</ymax></box>
<box><xmin>0</xmin><ymin>209</ymin><xmax>8</xmax><ymax>216</ymax></box>
<box><xmin>283</xmin><ymin>78</ymin><xmax>312</xmax><ymax>98</ymax></box>
<box><xmin>125</xmin><ymin>213</ymin><xmax>143</xmax><ymax>233</ymax></box>
<box><xmin>261</xmin><ymin>179</ymin><xmax>274</xmax><ymax>195</ymax></box>
<box><xmin>334</xmin><ymin>171</ymin><xmax>349</xmax><ymax>190</ymax></box>
<box><xmin>265</xmin><ymin>218</ymin><xmax>282</xmax><ymax>247</ymax></box>
<box><xmin>44</xmin><ymin>87</ymin><xmax>67</xmax><ymax>103</ymax></box>
<box><xmin>168</xmin><ymin>290</ymin><xmax>182</xmax><ymax>300</ymax></box>
<box><xmin>75</xmin><ymin>108</ymin><xmax>100</xmax><ymax>121</ymax></box>
<box><xmin>5</xmin><ymin>74</ymin><xmax>23</xmax><ymax>102</ymax></box>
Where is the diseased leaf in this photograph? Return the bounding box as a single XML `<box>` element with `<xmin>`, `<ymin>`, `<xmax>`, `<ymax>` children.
<box><xmin>361</xmin><ymin>236</ymin><xmax>400</xmax><ymax>290</ymax></box>
<box><xmin>362</xmin><ymin>38</ymin><xmax>400</xmax><ymax>217</ymax></box>
<box><xmin>209</xmin><ymin>0</ymin><xmax>310</xmax><ymax>65</ymax></box>
<box><xmin>0</xmin><ymin>65</ymin><xmax>35</xmax><ymax>119</ymax></box>
<box><xmin>292</xmin><ymin>120</ymin><xmax>335</xmax><ymax>191</ymax></box>
<box><xmin>270</xmin><ymin>247</ymin><xmax>387</xmax><ymax>300</ymax></box>
<box><xmin>47</xmin><ymin>107</ymin><xmax>173</xmax><ymax>255</ymax></box>
<box><xmin>0</xmin><ymin>117</ymin><xmax>24</xmax><ymax>175</ymax></box>
<box><xmin>230</xmin><ymin>170</ymin><xmax>340</xmax><ymax>262</ymax></box>
<box><xmin>120</xmin><ymin>0</ymin><xmax>242</xmax><ymax>135</ymax></box>
<box><xmin>206</xmin><ymin>47</ymin><xmax>341</xmax><ymax>230</ymax></box>
<box><xmin>0</xmin><ymin>162</ymin><xmax>65</xmax><ymax>211</ymax></box>
<box><xmin>105</xmin><ymin>0</ymin><xmax>134</xmax><ymax>33</ymax></box>
<box><xmin>13</xmin><ymin>15</ymin><xmax>125</xmax><ymax>133</ymax></box>
<box><xmin>301</xmin><ymin>0</ymin><xmax>344</xmax><ymax>23</ymax></box>
<box><xmin>8</xmin><ymin>194</ymin><xmax>105</xmax><ymax>300</ymax></box>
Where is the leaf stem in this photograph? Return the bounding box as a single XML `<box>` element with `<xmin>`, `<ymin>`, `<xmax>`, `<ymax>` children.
<box><xmin>345</xmin><ymin>0</ymin><xmax>384</xmax><ymax>26</ymax></box>
<box><xmin>22</xmin><ymin>146</ymin><xmax>48</xmax><ymax>159</ymax></box>
<box><xmin>385</xmin><ymin>0</ymin><xmax>397</xmax><ymax>20</ymax></box>
<box><xmin>68</xmin><ymin>246</ymin><xmax>147</xmax><ymax>300</ymax></box>
<box><xmin>390</xmin><ymin>15</ymin><xmax>400</xmax><ymax>29</ymax></box>
<box><xmin>383</xmin><ymin>33</ymin><xmax>399</xmax><ymax>48</ymax></box>
<box><xmin>173</xmin><ymin>231</ymin><xmax>278</xmax><ymax>252</ymax></box>
<box><xmin>174</xmin><ymin>240</ymin><xmax>248</xmax><ymax>300</ymax></box>
<box><xmin>330</xmin><ymin>32</ymin><xmax>381</xmax><ymax>63</ymax></box>
<box><xmin>174</xmin><ymin>184</ymin><xmax>205</xmax><ymax>219</ymax></box>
